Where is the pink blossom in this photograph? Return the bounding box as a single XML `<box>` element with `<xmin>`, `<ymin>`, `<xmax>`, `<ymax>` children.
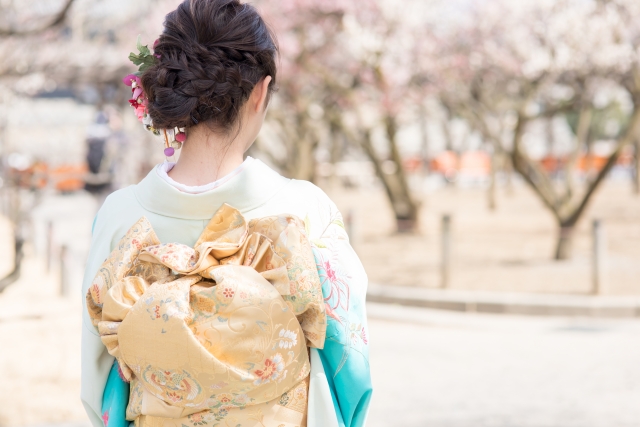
<box><xmin>122</xmin><ymin>74</ymin><xmax>138</xmax><ymax>86</ymax></box>
<box><xmin>134</xmin><ymin>104</ymin><xmax>146</xmax><ymax>121</ymax></box>
<box><xmin>325</xmin><ymin>302</ymin><xmax>342</xmax><ymax>323</ymax></box>
<box><xmin>132</xmin><ymin>86</ymin><xmax>143</xmax><ymax>100</ymax></box>
<box><xmin>323</xmin><ymin>260</ymin><xmax>336</xmax><ymax>283</ymax></box>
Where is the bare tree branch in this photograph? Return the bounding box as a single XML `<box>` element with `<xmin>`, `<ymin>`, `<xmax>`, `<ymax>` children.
<box><xmin>565</xmin><ymin>103</ymin><xmax>640</xmax><ymax>225</ymax></box>
<box><xmin>0</xmin><ymin>0</ymin><xmax>75</xmax><ymax>37</ymax></box>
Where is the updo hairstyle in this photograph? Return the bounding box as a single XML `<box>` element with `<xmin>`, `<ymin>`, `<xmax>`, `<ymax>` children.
<box><xmin>141</xmin><ymin>0</ymin><xmax>278</xmax><ymax>132</ymax></box>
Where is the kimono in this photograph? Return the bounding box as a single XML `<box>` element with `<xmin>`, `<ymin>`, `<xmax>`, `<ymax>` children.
<box><xmin>81</xmin><ymin>159</ymin><xmax>372</xmax><ymax>427</ymax></box>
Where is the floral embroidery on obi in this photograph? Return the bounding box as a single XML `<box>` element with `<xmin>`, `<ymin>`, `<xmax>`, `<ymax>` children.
<box><xmin>87</xmin><ymin>204</ymin><xmax>326</xmax><ymax>426</ymax></box>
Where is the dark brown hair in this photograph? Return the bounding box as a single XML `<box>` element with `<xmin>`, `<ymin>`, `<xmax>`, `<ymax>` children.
<box><xmin>141</xmin><ymin>0</ymin><xmax>278</xmax><ymax>132</ymax></box>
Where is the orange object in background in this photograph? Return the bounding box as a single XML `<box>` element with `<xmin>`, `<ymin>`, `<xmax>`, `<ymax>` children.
<box><xmin>459</xmin><ymin>151</ymin><xmax>491</xmax><ymax>177</ymax></box>
<box><xmin>576</xmin><ymin>155</ymin><xmax>609</xmax><ymax>172</ymax></box>
<box><xmin>7</xmin><ymin>161</ymin><xmax>49</xmax><ymax>189</ymax></box>
<box><xmin>31</xmin><ymin>162</ymin><xmax>49</xmax><ymax>189</ymax></box>
<box><xmin>427</xmin><ymin>150</ymin><xmax>633</xmax><ymax>179</ymax></box>
<box><xmin>429</xmin><ymin>151</ymin><xmax>491</xmax><ymax>177</ymax></box>
<box><xmin>429</xmin><ymin>151</ymin><xmax>459</xmax><ymax>175</ymax></box>
<box><xmin>403</xmin><ymin>156</ymin><xmax>423</xmax><ymax>173</ymax></box>
<box><xmin>539</xmin><ymin>156</ymin><xmax>564</xmax><ymax>173</ymax></box>
<box><xmin>536</xmin><ymin>152</ymin><xmax>631</xmax><ymax>174</ymax></box>
<box><xmin>7</xmin><ymin>161</ymin><xmax>88</xmax><ymax>192</ymax></box>
<box><xmin>50</xmin><ymin>164</ymin><xmax>88</xmax><ymax>192</ymax></box>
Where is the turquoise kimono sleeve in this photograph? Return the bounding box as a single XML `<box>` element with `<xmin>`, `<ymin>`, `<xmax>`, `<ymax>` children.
<box><xmin>312</xmin><ymin>215</ymin><xmax>372</xmax><ymax>427</ymax></box>
<box><xmin>101</xmin><ymin>361</ymin><xmax>130</xmax><ymax>427</ymax></box>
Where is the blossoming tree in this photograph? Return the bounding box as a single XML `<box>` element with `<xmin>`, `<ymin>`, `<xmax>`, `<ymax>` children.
<box><xmin>433</xmin><ymin>0</ymin><xmax>640</xmax><ymax>259</ymax></box>
<box><xmin>257</xmin><ymin>0</ymin><xmax>437</xmax><ymax>231</ymax></box>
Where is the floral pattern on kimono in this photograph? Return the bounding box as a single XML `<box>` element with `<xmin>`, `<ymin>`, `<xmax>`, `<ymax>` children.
<box><xmin>88</xmin><ymin>204</ymin><xmax>326</xmax><ymax>427</ymax></box>
<box><xmin>309</xmin><ymin>212</ymin><xmax>372</xmax><ymax>427</ymax></box>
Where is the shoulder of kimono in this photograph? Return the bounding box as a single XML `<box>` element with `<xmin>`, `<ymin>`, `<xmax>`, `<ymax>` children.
<box><xmin>91</xmin><ymin>187</ymin><xmax>135</xmax><ymax>234</ymax></box>
<box><xmin>90</xmin><ymin>186</ymin><xmax>140</xmax><ymax>247</ymax></box>
<box><xmin>286</xmin><ymin>179</ymin><xmax>340</xmax><ymax>220</ymax></box>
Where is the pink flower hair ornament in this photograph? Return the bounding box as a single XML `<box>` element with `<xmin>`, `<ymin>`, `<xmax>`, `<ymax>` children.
<box><xmin>124</xmin><ymin>36</ymin><xmax>159</xmax><ymax>135</ymax></box>
<box><xmin>124</xmin><ymin>36</ymin><xmax>186</xmax><ymax>157</ymax></box>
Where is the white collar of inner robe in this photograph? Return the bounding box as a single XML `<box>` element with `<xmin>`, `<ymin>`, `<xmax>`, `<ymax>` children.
<box><xmin>156</xmin><ymin>157</ymin><xmax>254</xmax><ymax>194</ymax></box>
<box><xmin>133</xmin><ymin>158</ymin><xmax>291</xmax><ymax>220</ymax></box>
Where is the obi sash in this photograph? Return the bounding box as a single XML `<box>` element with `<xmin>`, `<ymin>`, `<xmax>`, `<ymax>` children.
<box><xmin>86</xmin><ymin>204</ymin><xmax>327</xmax><ymax>426</ymax></box>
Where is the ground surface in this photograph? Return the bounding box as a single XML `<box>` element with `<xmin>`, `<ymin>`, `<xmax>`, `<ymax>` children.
<box><xmin>327</xmin><ymin>179</ymin><xmax>640</xmax><ymax>295</ymax></box>
<box><xmin>3</xmin><ymin>281</ymin><xmax>640</xmax><ymax>427</ymax></box>
<box><xmin>366</xmin><ymin>302</ymin><xmax>640</xmax><ymax>427</ymax></box>
<box><xmin>1</xmin><ymin>181</ymin><xmax>640</xmax><ymax>426</ymax></box>
<box><xmin>0</xmin><ymin>192</ymin><xmax>95</xmax><ymax>427</ymax></box>
<box><xmin>0</xmin><ymin>256</ymin><xmax>85</xmax><ymax>426</ymax></box>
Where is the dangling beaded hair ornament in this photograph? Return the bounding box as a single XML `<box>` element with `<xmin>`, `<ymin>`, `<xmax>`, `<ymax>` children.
<box><xmin>122</xmin><ymin>36</ymin><xmax>186</xmax><ymax>157</ymax></box>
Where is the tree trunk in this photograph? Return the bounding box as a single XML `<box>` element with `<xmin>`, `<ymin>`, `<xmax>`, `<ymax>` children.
<box><xmin>488</xmin><ymin>147</ymin><xmax>497</xmax><ymax>211</ymax></box>
<box><xmin>503</xmin><ymin>151</ymin><xmax>515</xmax><ymax>196</ymax></box>
<box><xmin>384</xmin><ymin>116</ymin><xmax>419</xmax><ymax>231</ymax></box>
<box><xmin>510</xmin><ymin>106</ymin><xmax>640</xmax><ymax>261</ymax></box>
<box><xmin>328</xmin><ymin>112</ymin><xmax>419</xmax><ymax>232</ymax></box>
<box><xmin>291</xmin><ymin>137</ymin><xmax>316</xmax><ymax>182</ymax></box>
<box><xmin>545</xmin><ymin>118</ymin><xmax>555</xmax><ymax>156</ymax></box>
<box><xmin>329</xmin><ymin>123</ymin><xmax>342</xmax><ymax>190</ymax></box>
<box><xmin>441</xmin><ymin>104</ymin><xmax>455</xmax><ymax>152</ymax></box>
<box><xmin>256</xmin><ymin>113</ymin><xmax>318</xmax><ymax>182</ymax></box>
<box><xmin>360</xmin><ymin>130</ymin><xmax>418</xmax><ymax>232</ymax></box>
<box><xmin>419</xmin><ymin>102</ymin><xmax>430</xmax><ymax>174</ymax></box>
<box><xmin>382</xmin><ymin>171</ymin><xmax>419</xmax><ymax>232</ymax></box>
<box><xmin>563</xmin><ymin>107</ymin><xmax>592</xmax><ymax>202</ymax></box>
<box><xmin>554</xmin><ymin>223</ymin><xmax>575</xmax><ymax>260</ymax></box>
<box><xmin>363</xmin><ymin>139</ymin><xmax>418</xmax><ymax>231</ymax></box>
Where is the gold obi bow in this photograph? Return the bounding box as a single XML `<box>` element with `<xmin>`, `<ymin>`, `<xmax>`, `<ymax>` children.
<box><xmin>86</xmin><ymin>204</ymin><xmax>326</xmax><ymax>420</ymax></box>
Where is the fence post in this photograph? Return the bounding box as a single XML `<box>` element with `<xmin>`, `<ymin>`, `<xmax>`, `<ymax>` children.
<box><xmin>59</xmin><ymin>244</ymin><xmax>69</xmax><ymax>297</ymax></box>
<box><xmin>46</xmin><ymin>220</ymin><xmax>53</xmax><ymax>273</ymax></box>
<box><xmin>441</xmin><ymin>214</ymin><xmax>451</xmax><ymax>288</ymax></box>
<box><xmin>592</xmin><ymin>219</ymin><xmax>606</xmax><ymax>295</ymax></box>
<box><xmin>10</xmin><ymin>186</ymin><xmax>19</xmax><ymax>224</ymax></box>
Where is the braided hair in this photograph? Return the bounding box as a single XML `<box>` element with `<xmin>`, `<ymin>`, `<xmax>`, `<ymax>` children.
<box><xmin>141</xmin><ymin>0</ymin><xmax>278</xmax><ymax>132</ymax></box>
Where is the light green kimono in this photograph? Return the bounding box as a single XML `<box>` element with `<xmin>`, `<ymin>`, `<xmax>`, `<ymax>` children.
<box><xmin>81</xmin><ymin>159</ymin><xmax>371</xmax><ymax>427</ymax></box>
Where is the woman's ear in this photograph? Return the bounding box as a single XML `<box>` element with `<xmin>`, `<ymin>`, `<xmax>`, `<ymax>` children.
<box><xmin>254</xmin><ymin>76</ymin><xmax>272</xmax><ymax>112</ymax></box>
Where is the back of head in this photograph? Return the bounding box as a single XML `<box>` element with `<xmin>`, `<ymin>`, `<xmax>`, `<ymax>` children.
<box><xmin>141</xmin><ymin>0</ymin><xmax>278</xmax><ymax>132</ymax></box>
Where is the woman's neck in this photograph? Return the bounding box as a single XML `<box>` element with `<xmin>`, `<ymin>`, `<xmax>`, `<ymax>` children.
<box><xmin>167</xmin><ymin>127</ymin><xmax>246</xmax><ymax>187</ymax></box>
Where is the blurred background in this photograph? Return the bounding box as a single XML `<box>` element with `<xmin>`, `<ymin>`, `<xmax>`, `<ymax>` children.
<box><xmin>2</xmin><ymin>0</ymin><xmax>640</xmax><ymax>426</ymax></box>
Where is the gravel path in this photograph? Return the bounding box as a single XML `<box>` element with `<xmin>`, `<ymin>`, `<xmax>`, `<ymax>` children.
<box><xmin>367</xmin><ymin>302</ymin><xmax>640</xmax><ymax>427</ymax></box>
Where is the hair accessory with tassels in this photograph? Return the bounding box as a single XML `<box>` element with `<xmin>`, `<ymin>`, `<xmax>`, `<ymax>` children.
<box><xmin>123</xmin><ymin>36</ymin><xmax>186</xmax><ymax>158</ymax></box>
